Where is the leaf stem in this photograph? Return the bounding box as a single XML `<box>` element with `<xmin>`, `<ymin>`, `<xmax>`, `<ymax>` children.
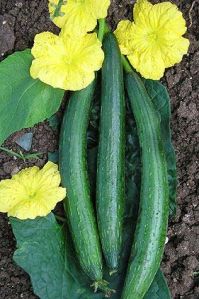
<box><xmin>0</xmin><ymin>146</ymin><xmax>42</xmax><ymax>161</ymax></box>
<box><xmin>0</xmin><ymin>146</ymin><xmax>22</xmax><ymax>159</ymax></box>
<box><xmin>52</xmin><ymin>0</ymin><xmax>64</xmax><ymax>18</ymax></box>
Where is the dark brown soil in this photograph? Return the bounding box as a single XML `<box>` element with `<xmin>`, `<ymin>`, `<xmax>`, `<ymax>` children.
<box><xmin>0</xmin><ymin>0</ymin><xmax>198</xmax><ymax>298</ymax></box>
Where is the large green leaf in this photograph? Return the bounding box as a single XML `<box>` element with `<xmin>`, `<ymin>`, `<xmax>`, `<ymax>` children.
<box><xmin>0</xmin><ymin>50</ymin><xmax>64</xmax><ymax>145</ymax></box>
<box><xmin>11</xmin><ymin>214</ymin><xmax>102</xmax><ymax>299</ymax></box>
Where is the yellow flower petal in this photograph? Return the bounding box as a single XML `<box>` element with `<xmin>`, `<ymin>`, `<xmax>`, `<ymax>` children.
<box><xmin>0</xmin><ymin>162</ymin><xmax>66</xmax><ymax>220</ymax></box>
<box><xmin>153</xmin><ymin>2</ymin><xmax>187</xmax><ymax>37</ymax></box>
<box><xmin>48</xmin><ymin>0</ymin><xmax>110</xmax><ymax>35</ymax></box>
<box><xmin>90</xmin><ymin>0</ymin><xmax>110</xmax><ymax>19</ymax></box>
<box><xmin>133</xmin><ymin>0</ymin><xmax>153</xmax><ymax>24</ymax></box>
<box><xmin>128</xmin><ymin>49</ymin><xmax>165</xmax><ymax>80</ymax></box>
<box><xmin>0</xmin><ymin>180</ymin><xmax>24</xmax><ymax>212</ymax></box>
<box><xmin>60</xmin><ymin>1</ymin><xmax>97</xmax><ymax>36</ymax></box>
<box><xmin>114</xmin><ymin>20</ymin><xmax>134</xmax><ymax>55</ymax></box>
<box><xmin>30</xmin><ymin>31</ymin><xmax>104</xmax><ymax>91</ymax></box>
<box><xmin>114</xmin><ymin>0</ymin><xmax>189</xmax><ymax>80</ymax></box>
<box><xmin>8</xmin><ymin>186</ymin><xmax>66</xmax><ymax>220</ymax></box>
<box><xmin>8</xmin><ymin>199</ymin><xmax>50</xmax><ymax>220</ymax></box>
<box><xmin>39</xmin><ymin>161</ymin><xmax>61</xmax><ymax>188</ymax></box>
<box><xmin>160</xmin><ymin>37</ymin><xmax>190</xmax><ymax>68</ymax></box>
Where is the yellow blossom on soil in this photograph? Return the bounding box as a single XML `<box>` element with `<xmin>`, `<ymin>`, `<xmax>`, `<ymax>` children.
<box><xmin>114</xmin><ymin>0</ymin><xmax>189</xmax><ymax>80</ymax></box>
<box><xmin>48</xmin><ymin>0</ymin><xmax>110</xmax><ymax>36</ymax></box>
<box><xmin>30</xmin><ymin>31</ymin><xmax>104</xmax><ymax>91</ymax></box>
<box><xmin>0</xmin><ymin>162</ymin><xmax>66</xmax><ymax>220</ymax></box>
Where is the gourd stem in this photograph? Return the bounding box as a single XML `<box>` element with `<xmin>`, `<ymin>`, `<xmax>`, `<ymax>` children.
<box><xmin>91</xmin><ymin>280</ymin><xmax>116</xmax><ymax>297</ymax></box>
<box><xmin>98</xmin><ymin>19</ymin><xmax>110</xmax><ymax>42</ymax></box>
<box><xmin>121</xmin><ymin>55</ymin><xmax>133</xmax><ymax>73</ymax></box>
<box><xmin>98</xmin><ymin>19</ymin><xmax>106</xmax><ymax>42</ymax></box>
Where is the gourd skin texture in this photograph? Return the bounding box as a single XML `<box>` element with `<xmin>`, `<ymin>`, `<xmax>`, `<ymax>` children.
<box><xmin>59</xmin><ymin>80</ymin><xmax>103</xmax><ymax>281</ymax></box>
<box><xmin>97</xmin><ymin>33</ymin><xmax>125</xmax><ymax>270</ymax></box>
<box><xmin>122</xmin><ymin>72</ymin><xmax>169</xmax><ymax>299</ymax></box>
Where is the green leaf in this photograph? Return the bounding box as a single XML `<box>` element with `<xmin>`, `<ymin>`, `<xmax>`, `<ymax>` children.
<box><xmin>144</xmin><ymin>270</ymin><xmax>172</xmax><ymax>299</ymax></box>
<box><xmin>10</xmin><ymin>214</ymin><xmax>103</xmax><ymax>299</ymax></box>
<box><xmin>48</xmin><ymin>114</ymin><xmax>61</xmax><ymax>130</ymax></box>
<box><xmin>0</xmin><ymin>50</ymin><xmax>64</xmax><ymax>145</ymax></box>
<box><xmin>48</xmin><ymin>150</ymin><xmax>59</xmax><ymax>163</ymax></box>
<box><xmin>143</xmin><ymin>80</ymin><xmax>177</xmax><ymax>216</ymax></box>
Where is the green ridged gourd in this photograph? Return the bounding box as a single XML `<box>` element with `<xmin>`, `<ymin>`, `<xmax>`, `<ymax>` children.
<box><xmin>122</xmin><ymin>71</ymin><xmax>169</xmax><ymax>299</ymax></box>
<box><xmin>96</xmin><ymin>32</ymin><xmax>125</xmax><ymax>271</ymax></box>
<box><xmin>59</xmin><ymin>80</ymin><xmax>104</xmax><ymax>285</ymax></box>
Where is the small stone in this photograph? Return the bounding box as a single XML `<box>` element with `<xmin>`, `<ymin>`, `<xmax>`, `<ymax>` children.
<box><xmin>3</xmin><ymin>161</ymin><xmax>17</xmax><ymax>174</ymax></box>
<box><xmin>15</xmin><ymin>132</ymin><xmax>33</xmax><ymax>151</ymax></box>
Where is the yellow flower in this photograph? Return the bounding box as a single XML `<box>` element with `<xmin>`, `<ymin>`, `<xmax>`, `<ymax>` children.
<box><xmin>30</xmin><ymin>31</ymin><xmax>104</xmax><ymax>91</ymax></box>
<box><xmin>114</xmin><ymin>0</ymin><xmax>189</xmax><ymax>80</ymax></box>
<box><xmin>48</xmin><ymin>0</ymin><xmax>110</xmax><ymax>36</ymax></box>
<box><xmin>0</xmin><ymin>162</ymin><xmax>66</xmax><ymax>220</ymax></box>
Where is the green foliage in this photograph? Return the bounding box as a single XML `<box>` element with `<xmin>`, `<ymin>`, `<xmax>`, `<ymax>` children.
<box><xmin>0</xmin><ymin>146</ymin><xmax>42</xmax><ymax>161</ymax></box>
<box><xmin>0</xmin><ymin>50</ymin><xmax>64</xmax><ymax>146</ymax></box>
<box><xmin>10</xmin><ymin>214</ymin><xmax>96</xmax><ymax>299</ymax></box>
<box><xmin>50</xmin><ymin>0</ymin><xmax>65</xmax><ymax>18</ymax></box>
<box><xmin>10</xmin><ymin>77</ymin><xmax>174</xmax><ymax>298</ymax></box>
<box><xmin>144</xmin><ymin>270</ymin><xmax>172</xmax><ymax>299</ymax></box>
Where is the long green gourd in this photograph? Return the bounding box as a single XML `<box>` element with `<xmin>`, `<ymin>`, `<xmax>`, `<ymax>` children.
<box><xmin>96</xmin><ymin>32</ymin><xmax>125</xmax><ymax>271</ymax></box>
<box><xmin>59</xmin><ymin>80</ymin><xmax>106</xmax><ymax>291</ymax></box>
<box><xmin>122</xmin><ymin>70</ymin><xmax>169</xmax><ymax>299</ymax></box>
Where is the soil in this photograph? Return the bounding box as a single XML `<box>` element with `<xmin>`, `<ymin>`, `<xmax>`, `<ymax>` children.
<box><xmin>0</xmin><ymin>0</ymin><xmax>198</xmax><ymax>298</ymax></box>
